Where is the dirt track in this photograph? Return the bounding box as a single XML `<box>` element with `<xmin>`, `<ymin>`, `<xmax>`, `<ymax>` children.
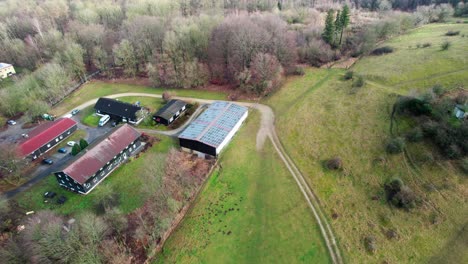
<box><xmin>63</xmin><ymin>93</ymin><xmax>344</xmax><ymax>263</ymax></box>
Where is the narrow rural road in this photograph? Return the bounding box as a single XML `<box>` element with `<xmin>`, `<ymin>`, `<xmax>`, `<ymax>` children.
<box><xmin>44</xmin><ymin>93</ymin><xmax>344</xmax><ymax>263</ymax></box>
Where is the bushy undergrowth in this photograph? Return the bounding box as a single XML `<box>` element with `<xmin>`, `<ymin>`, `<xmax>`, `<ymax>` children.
<box><xmin>384</xmin><ymin>178</ymin><xmax>417</xmax><ymax>210</ymax></box>
<box><xmin>386</xmin><ymin>137</ymin><xmax>406</xmax><ymax>154</ymax></box>
<box><xmin>395</xmin><ymin>90</ymin><xmax>468</xmax><ymax>161</ymax></box>
<box><xmin>371</xmin><ymin>46</ymin><xmax>394</xmax><ymax>55</ymax></box>
<box><xmin>445</xmin><ymin>30</ymin><xmax>460</xmax><ymax>36</ymax></box>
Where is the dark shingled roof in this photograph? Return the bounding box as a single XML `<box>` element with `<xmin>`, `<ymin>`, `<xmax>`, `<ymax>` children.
<box><xmin>94</xmin><ymin>97</ymin><xmax>142</xmax><ymax>119</ymax></box>
<box><xmin>153</xmin><ymin>99</ymin><xmax>187</xmax><ymax>120</ymax></box>
<box><xmin>18</xmin><ymin>118</ymin><xmax>77</xmax><ymax>156</ymax></box>
<box><xmin>61</xmin><ymin>124</ymin><xmax>141</xmax><ymax>184</ymax></box>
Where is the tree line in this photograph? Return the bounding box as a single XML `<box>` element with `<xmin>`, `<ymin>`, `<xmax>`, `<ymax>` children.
<box><xmin>0</xmin><ymin>0</ymin><xmax>456</xmax><ymax>119</ymax></box>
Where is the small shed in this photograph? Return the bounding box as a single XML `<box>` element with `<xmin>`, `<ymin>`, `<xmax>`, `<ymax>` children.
<box><xmin>0</xmin><ymin>63</ymin><xmax>15</xmax><ymax>79</ymax></box>
<box><xmin>454</xmin><ymin>104</ymin><xmax>467</xmax><ymax>119</ymax></box>
<box><xmin>153</xmin><ymin>99</ymin><xmax>187</xmax><ymax>126</ymax></box>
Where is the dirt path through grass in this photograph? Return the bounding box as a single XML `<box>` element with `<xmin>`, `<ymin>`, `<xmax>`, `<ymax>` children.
<box><xmin>57</xmin><ymin>92</ymin><xmax>343</xmax><ymax>264</ymax></box>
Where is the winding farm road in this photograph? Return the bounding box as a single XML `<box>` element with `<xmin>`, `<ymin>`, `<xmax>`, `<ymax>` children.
<box><xmin>55</xmin><ymin>93</ymin><xmax>343</xmax><ymax>263</ymax></box>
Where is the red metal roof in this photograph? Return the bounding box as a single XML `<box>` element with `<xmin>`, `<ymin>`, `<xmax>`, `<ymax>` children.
<box><xmin>62</xmin><ymin>124</ymin><xmax>141</xmax><ymax>185</ymax></box>
<box><xmin>18</xmin><ymin>118</ymin><xmax>77</xmax><ymax>156</ymax></box>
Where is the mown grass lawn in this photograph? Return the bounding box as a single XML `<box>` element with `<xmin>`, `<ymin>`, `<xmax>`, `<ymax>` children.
<box><xmin>157</xmin><ymin>112</ymin><xmax>330</xmax><ymax>264</ymax></box>
<box><xmin>80</xmin><ymin>106</ymin><xmax>100</xmax><ymax>127</ymax></box>
<box><xmin>15</xmin><ymin>136</ymin><xmax>176</xmax><ymax>216</ymax></box>
<box><xmin>53</xmin><ymin>81</ymin><xmax>227</xmax><ymax>116</ymax></box>
<box><xmin>264</xmin><ymin>23</ymin><xmax>468</xmax><ymax>263</ymax></box>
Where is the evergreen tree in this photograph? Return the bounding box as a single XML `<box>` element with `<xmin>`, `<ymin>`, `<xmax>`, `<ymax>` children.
<box><xmin>322</xmin><ymin>9</ymin><xmax>335</xmax><ymax>45</ymax></box>
<box><xmin>339</xmin><ymin>5</ymin><xmax>351</xmax><ymax>45</ymax></box>
<box><xmin>79</xmin><ymin>138</ymin><xmax>89</xmax><ymax>150</ymax></box>
<box><xmin>72</xmin><ymin>144</ymin><xmax>82</xmax><ymax>156</ymax></box>
<box><xmin>334</xmin><ymin>10</ymin><xmax>342</xmax><ymax>47</ymax></box>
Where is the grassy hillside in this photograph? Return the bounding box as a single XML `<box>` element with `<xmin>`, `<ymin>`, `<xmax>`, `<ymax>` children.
<box><xmin>157</xmin><ymin>112</ymin><xmax>330</xmax><ymax>264</ymax></box>
<box><xmin>353</xmin><ymin>23</ymin><xmax>468</xmax><ymax>93</ymax></box>
<box><xmin>265</xmin><ymin>23</ymin><xmax>468</xmax><ymax>263</ymax></box>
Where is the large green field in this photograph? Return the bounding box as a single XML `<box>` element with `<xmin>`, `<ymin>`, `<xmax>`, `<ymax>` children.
<box><xmin>265</xmin><ymin>23</ymin><xmax>468</xmax><ymax>263</ymax></box>
<box><xmin>53</xmin><ymin>80</ymin><xmax>227</xmax><ymax>116</ymax></box>
<box><xmin>15</xmin><ymin>136</ymin><xmax>176</xmax><ymax>215</ymax></box>
<box><xmin>157</xmin><ymin>112</ymin><xmax>330</xmax><ymax>263</ymax></box>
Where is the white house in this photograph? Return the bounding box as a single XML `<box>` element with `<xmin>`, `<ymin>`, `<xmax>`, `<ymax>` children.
<box><xmin>0</xmin><ymin>63</ymin><xmax>15</xmax><ymax>79</ymax></box>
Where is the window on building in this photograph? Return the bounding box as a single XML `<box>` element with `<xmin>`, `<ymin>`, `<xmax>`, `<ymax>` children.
<box><xmin>47</xmin><ymin>143</ymin><xmax>51</xmax><ymax>148</ymax></box>
<box><xmin>55</xmin><ymin>138</ymin><xmax>59</xmax><ymax>142</ymax></box>
<box><xmin>60</xmin><ymin>135</ymin><xmax>63</xmax><ymax>139</ymax></box>
<box><xmin>67</xmin><ymin>131</ymin><xmax>70</xmax><ymax>135</ymax></box>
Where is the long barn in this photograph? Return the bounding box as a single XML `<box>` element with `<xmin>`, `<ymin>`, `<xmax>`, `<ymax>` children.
<box><xmin>178</xmin><ymin>101</ymin><xmax>248</xmax><ymax>158</ymax></box>
<box><xmin>54</xmin><ymin>124</ymin><xmax>142</xmax><ymax>194</ymax></box>
<box><xmin>18</xmin><ymin>118</ymin><xmax>77</xmax><ymax>160</ymax></box>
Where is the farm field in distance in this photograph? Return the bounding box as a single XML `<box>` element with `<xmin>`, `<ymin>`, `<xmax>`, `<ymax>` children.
<box><xmin>157</xmin><ymin>112</ymin><xmax>330</xmax><ymax>264</ymax></box>
<box><xmin>265</xmin><ymin>22</ymin><xmax>468</xmax><ymax>263</ymax></box>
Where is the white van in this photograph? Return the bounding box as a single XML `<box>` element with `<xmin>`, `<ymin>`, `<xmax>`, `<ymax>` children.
<box><xmin>98</xmin><ymin>115</ymin><xmax>110</xmax><ymax>127</ymax></box>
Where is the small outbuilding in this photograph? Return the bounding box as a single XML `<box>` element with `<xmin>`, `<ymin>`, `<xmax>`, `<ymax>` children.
<box><xmin>54</xmin><ymin>124</ymin><xmax>142</xmax><ymax>194</ymax></box>
<box><xmin>178</xmin><ymin>101</ymin><xmax>248</xmax><ymax>158</ymax></box>
<box><xmin>153</xmin><ymin>99</ymin><xmax>188</xmax><ymax>126</ymax></box>
<box><xmin>94</xmin><ymin>97</ymin><xmax>144</xmax><ymax>125</ymax></box>
<box><xmin>454</xmin><ymin>104</ymin><xmax>467</xmax><ymax>119</ymax></box>
<box><xmin>18</xmin><ymin>118</ymin><xmax>77</xmax><ymax>160</ymax></box>
<box><xmin>0</xmin><ymin>63</ymin><xmax>15</xmax><ymax>79</ymax></box>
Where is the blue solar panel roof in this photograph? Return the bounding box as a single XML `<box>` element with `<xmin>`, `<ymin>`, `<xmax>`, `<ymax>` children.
<box><xmin>179</xmin><ymin>101</ymin><xmax>248</xmax><ymax>147</ymax></box>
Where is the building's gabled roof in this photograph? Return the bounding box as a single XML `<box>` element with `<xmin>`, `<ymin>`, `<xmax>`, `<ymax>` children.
<box><xmin>61</xmin><ymin>124</ymin><xmax>141</xmax><ymax>185</ymax></box>
<box><xmin>0</xmin><ymin>63</ymin><xmax>12</xmax><ymax>69</ymax></box>
<box><xmin>18</xmin><ymin>118</ymin><xmax>77</xmax><ymax>156</ymax></box>
<box><xmin>178</xmin><ymin>101</ymin><xmax>248</xmax><ymax>148</ymax></box>
<box><xmin>94</xmin><ymin>97</ymin><xmax>142</xmax><ymax>119</ymax></box>
<box><xmin>153</xmin><ymin>99</ymin><xmax>187</xmax><ymax>120</ymax></box>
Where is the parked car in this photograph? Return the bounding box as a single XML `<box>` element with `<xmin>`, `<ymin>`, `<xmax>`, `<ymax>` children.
<box><xmin>42</xmin><ymin>158</ymin><xmax>54</xmax><ymax>165</ymax></box>
<box><xmin>44</xmin><ymin>191</ymin><xmax>56</xmax><ymax>198</ymax></box>
<box><xmin>58</xmin><ymin>148</ymin><xmax>67</xmax><ymax>153</ymax></box>
<box><xmin>7</xmin><ymin>120</ymin><xmax>16</xmax><ymax>125</ymax></box>
<box><xmin>57</xmin><ymin>196</ymin><xmax>67</xmax><ymax>205</ymax></box>
<box><xmin>71</xmin><ymin>109</ymin><xmax>80</xmax><ymax>115</ymax></box>
<box><xmin>67</xmin><ymin>141</ymin><xmax>76</xmax><ymax>147</ymax></box>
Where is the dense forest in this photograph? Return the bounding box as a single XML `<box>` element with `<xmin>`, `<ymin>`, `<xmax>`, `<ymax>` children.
<box><xmin>0</xmin><ymin>0</ymin><xmax>461</xmax><ymax>120</ymax></box>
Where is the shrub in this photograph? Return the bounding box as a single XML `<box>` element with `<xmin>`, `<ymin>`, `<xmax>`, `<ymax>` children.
<box><xmin>397</xmin><ymin>97</ymin><xmax>432</xmax><ymax>116</ymax></box>
<box><xmin>416</xmin><ymin>43</ymin><xmax>421</xmax><ymax>48</ymax></box>
<box><xmin>71</xmin><ymin>144</ymin><xmax>81</xmax><ymax>156</ymax></box>
<box><xmin>352</xmin><ymin>76</ymin><xmax>364</xmax><ymax>88</ymax></box>
<box><xmin>391</xmin><ymin>186</ymin><xmax>417</xmax><ymax>209</ymax></box>
<box><xmin>162</xmin><ymin>92</ymin><xmax>172</xmax><ymax>102</ymax></box>
<box><xmin>422</xmin><ymin>42</ymin><xmax>432</xmax><ymax>48</ymax></box>
<box><xmin>432</xmin><ymin>84</ymin><xmax>444</xmax><ymax>96</ymax></box>
<box><xmin>386</xmin><ymin>137</ymin><xmax>405</xmax><ymax>154</ymax></box>
<box><xmin>445</xmin><ymin>30</ymin><xmax>460</xmax><ymax>36</ymax></box>
<box><xmin>461</xmin><ymin>158</ymin><xmax>468</xmax><ymax>175</ymax></box>
<box><xmin>422</xmin><ymin>121</ymin><xmax>439</xmax><ymax>137</ymax></box>
<box><xmin>326</xmin><ymin>157</ymin><xmax>343</xmax><ymax>170</ymax></box>
<box><xmin>440</xmin><ymin>41</ymin><xmax>451</xmax><ymax>51</ymax></box>
<box><xmin>292</xmin><ymin>66</ymin><xmax>305</xmax><ymax>76</ymax></box>
<box><xmin>371</xmin><ymin>46</ymin><xmax>394</xmax><ymax>56</ymax></box>
<box><xmin>384</xmin><ymin>177</ymin><xmax>404</xmax><ymax>200</ymax></box>
<box><xmin>364</xmin><ymin>235</ymin><xmax>377</xmax><ymax>254</ymax></box>
<box><xmin>344</xmin><ymin>71</ymin><xmax>354</xmax><ymax>80</ymax></box>
<box><xmin>406</xmin><ymin>127</ymin><xmax>424</xmax><ymax>142</ymax></box>
<box><xmin>79</xmin><ymin>138</ymin><xmax>88</xmax><ymax>150</ymax></box>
